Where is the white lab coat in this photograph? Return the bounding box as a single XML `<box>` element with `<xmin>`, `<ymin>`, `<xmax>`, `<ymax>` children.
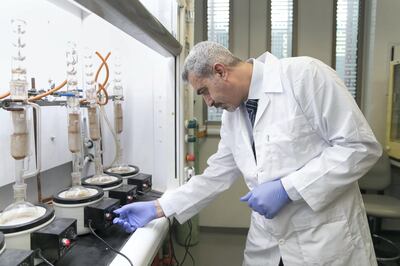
<box><xmin>159</xmin><ymin>52</ymin><xmax>382</xmax><ymax>266</ymax></box>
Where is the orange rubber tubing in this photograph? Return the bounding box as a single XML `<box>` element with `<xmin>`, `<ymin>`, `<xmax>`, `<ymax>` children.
<box><xmin>28</xmin><ymin>80</ymin><xmax>67</xmax><ymax>101</ymax></box>
<box><xmin>97</xmin><ymin>83</ymin><xmax>109</xmax><ymax>106</ymax></box>
<box><xmin>0</xmin><ymin>91</ymin><xmax>10</xmax><ymax>100</ymax></box>
<box><xmin>95</xmin><ymin>51</ymin><xmax>111</xmax><ymax>92</ymax></box>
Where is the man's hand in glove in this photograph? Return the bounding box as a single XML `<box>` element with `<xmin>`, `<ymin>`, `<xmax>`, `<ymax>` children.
<box><xmin>240</xmin><ymin>179</ymin><xmax>291</xmax><ymax>219</ymax></box>
<box><xmin>113</xmin><ymin>200</ymin><xmax>164</xmax><ymax>233</ymax></box>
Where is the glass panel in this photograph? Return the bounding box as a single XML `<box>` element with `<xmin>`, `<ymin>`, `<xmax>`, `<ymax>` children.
<box><xmin>207</xmin><ymin>0</ymin><xmax>230</xmax><ymax>122</ymax></box>
<box><xmin>391</xmin><ymin>64</ymin><xmax>400</xmax><ymax>142</ymax></box>
<box><xmin>271</xmin><ymin>0</ymin><xmax>293</xmax><ymax>59</ymax></box>
<box><xmin>139</xmin><ymin>0</ymin><xmax>176</xmax><ymax>35</ymax></box>
<box><xmin>335</xmin><ymin>0</ymin><xmax>360</xmax><ymax>98</ymax></box>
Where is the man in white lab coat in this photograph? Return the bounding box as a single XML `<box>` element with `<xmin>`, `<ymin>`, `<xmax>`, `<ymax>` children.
<box><xmin>113</xmin><ymin>41</ymin><xmax>382</xmax><ymax>266</ymax></box>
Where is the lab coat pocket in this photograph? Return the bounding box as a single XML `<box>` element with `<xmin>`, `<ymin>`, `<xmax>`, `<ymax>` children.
<box><xmin>270</xmin><ymin>115</ymin><xmax>313</xmax><ymax>139</ymax></box>
<box><xmin>292</xmin><ymin>211</ymin><xmax>354</xmax><ymax>265</ymax></box>
<box><xmin>262</xmin><ymin>115</ymin><xmax>316</xmax><ymax>164</ymax></box>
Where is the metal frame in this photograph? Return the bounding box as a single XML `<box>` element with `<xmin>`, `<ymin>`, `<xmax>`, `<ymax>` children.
<box><xmin>331</xmin><ymin>0</ymin><xmax>337</xmax><ymax>69</ymax></box>
<box><xmin>292</xmin><ymin>0</ymin><xmax>298</xmax><ymax>56</ymax></box>
<box><xmin>355</xmin><ymin>0</ymin><xmax>365</xmax><ymax>106</ymax></box>
<box><xmin>266</xmin><ymin>0</ymin><xmax>272</xmax><ymax>52</ymax></box>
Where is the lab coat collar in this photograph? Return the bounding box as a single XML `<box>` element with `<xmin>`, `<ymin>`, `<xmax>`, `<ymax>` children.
<box><xmin>257</xmin><ymin>52</ymin><xmax>283</xmax><ymax>93</ymax></box>
<box><xmin>246</xmin><ymin>58</ymin><xmax>265</xmax><ymax>100</ymax></box>
<box><xmin>251</xmin><ymin>52</ymin><xmax>282</xmax><ymax>129</ymax></box>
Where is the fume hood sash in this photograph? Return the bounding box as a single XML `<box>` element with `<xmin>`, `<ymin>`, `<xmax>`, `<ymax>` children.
<box><xmin>73</xmin><ymin>0</ymin><xmax>182</xmax><ymax>57</ymax></box>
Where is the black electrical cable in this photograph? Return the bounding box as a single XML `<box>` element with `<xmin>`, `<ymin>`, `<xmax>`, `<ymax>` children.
<box><xmin>181</xmin><ymin>219</ymin><xmax>195</xmax><ymax>266</ymax></box>
<box><xmin>88</xmin><ymin>220</ymin><xmax>134</xmax><ymax>266</ymax></box>
<box><xmin>35</xmin><ymin>249</ymin><xmax>55</xmax><ymax>266</ymax></box>
<box><xmin>180</xmin><ymin>222</ymin><xmax>191</xmax><ymax>265</ymax></box>
<box><xmin>186</xmin><ymin>220</ymin><xmax>195</xmax><ymax>266</ymax></box>
<box><xmin>168</xmin><ymin>218</ymin><xmax>180</xmax><ymax>266</ymax></box>
<box><xmin>168</xmin><ymin>219</ymin><xmax>174</xmax><ymax>265</ymax></box>
<box><xmin>181</xmin><ymin>233</ymin><xmax>189</xmax><ymax>264</ymax></box>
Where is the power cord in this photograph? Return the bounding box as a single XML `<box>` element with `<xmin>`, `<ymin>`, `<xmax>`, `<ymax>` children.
<box><xmin>186</xmin><ymin>220</ymin><xmax>195</xmax><ymax>266</ymax></box>
<box><xmin>88</xmin><ymin>220</ymin><xmax>134</xmax><ymax>266</ymax></box>
<box><xmin>181</xmin><ymin>219</ymin><xmax>195</xmax><ymax>266</ymax></box>
<box><xmin>168</xmin><ymin>218</ymin><xmax>180</xmax><ymax>266</ymax></box>
<box><xmin>35</xmin><ymin>249</ymin><xmax>55</xmax><ymax>266</ymax></box>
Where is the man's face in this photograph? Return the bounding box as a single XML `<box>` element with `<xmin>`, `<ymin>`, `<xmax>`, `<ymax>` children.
<box><xmin>188</xmin><ymin>68</ymin><xmax>242</xmax><ymax>112</ymax></box>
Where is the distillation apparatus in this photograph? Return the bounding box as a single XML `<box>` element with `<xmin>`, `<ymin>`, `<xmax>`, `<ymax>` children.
<box><xmin>62</xmin><ymin>43</ymin><xmax>92</xmax><ymax>198</ymax></box>
<box><xmin>104</xmin><ymin>54</ymin><xmax>139</xmax><ymax>181</ymax></box>
<box><xmin>81</xmin><ymin>51</ymin><xmax>123</xmax><ymax>195</ymax></box>
<box><xmin>0</xmin><ymin>19</ymin><xmax>54</xmax><ymax>250</ymax></box>
<box><xmin>53</xmin><ymin>43</ymin><xmax>104</xmax><ymax>235</ymax></box>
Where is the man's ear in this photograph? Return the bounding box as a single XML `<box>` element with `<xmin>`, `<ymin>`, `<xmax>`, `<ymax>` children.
<box><xmin>213</xmin><ymin>63</ymin><xmax>227</xmax><ymax>80</ymax></box>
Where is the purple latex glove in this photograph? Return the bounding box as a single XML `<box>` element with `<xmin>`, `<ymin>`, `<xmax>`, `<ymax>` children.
<box><xmin>240</xmin><ymin>179</ymin><xmax>291</xmax><ymax>219</ymax></box>
<box><xmin>113</xmin><ymin>201</ymin><xmax>157</xmax><ymax>233</ymax></box>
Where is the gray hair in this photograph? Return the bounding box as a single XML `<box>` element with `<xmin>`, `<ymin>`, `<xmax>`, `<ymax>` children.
<box><xmin>182</xmin><ymin>41</ymin><xmax>242</xmax><ymax>82</ymax></box>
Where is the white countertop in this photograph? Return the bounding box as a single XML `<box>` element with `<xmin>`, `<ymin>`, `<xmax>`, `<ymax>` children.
<box><xmin>109</xmin><ymin>217</ymin><xmax>170</xmax><ymax>266</ymax></box>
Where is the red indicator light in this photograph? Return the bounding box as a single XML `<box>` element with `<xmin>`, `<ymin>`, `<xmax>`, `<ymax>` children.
<box><xmin>62</xmin><ymin>238</ymin><xmax>71</xmax><ymax>248</ymax></box>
